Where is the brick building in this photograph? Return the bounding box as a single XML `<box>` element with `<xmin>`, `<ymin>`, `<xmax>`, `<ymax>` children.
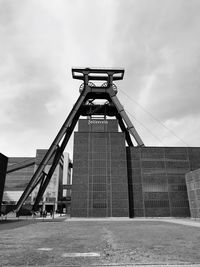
<box><xmin>185</xmin><ymin>169</ymin><xmax>200</xmax><ymax>218</ymax></box>
<box><xmin>71</xmin><ymin>118</ymin><xmax>200</xmax><ymax>217</ymax></box>
<box><xmin>127</xmin><ymin>146</ymin><xmax>200</xmax><ymax>217</ymax></box>
<box><xmin>71</xmin><ymin>119</ymin><xmax>129</xmax><ymax>217</ymax></box>
<box><xmin>0</xmin><ymin>153</ymin><xmax>8</xmax><ymax>215</ymax></box>
<box><xmin>3</xmin><ymin>150</ymin><xmax>71</xmax><ymax>213</ymax></box>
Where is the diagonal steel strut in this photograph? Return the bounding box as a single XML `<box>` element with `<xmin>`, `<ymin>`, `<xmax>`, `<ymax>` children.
<box><xmin>109</xmin><ymin>92</ymin><xmax>144</xmax><ymax>146</ymax></box>
<box><xmin>14</xmin><ymin>89</ymin><xmax>88</xmax><ymax>213</ymax></box>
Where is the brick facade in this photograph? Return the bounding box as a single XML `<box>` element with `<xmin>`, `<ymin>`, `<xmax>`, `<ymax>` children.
<box><xmin>127</xmin><ymin>147</ymin><xmax>200</xmax><ymax>217</ymax></box>
<box><xmin>186</xmin><ymin>169</ymin><xmax>200</xmax><ymax>218</ymax></box>
<box><xmin>71</xmin><ymin>119</ymin><xmax>129</xmax><ymax>217</ymax></box>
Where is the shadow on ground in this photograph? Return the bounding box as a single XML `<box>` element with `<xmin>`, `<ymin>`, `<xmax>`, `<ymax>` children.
<box><xmin>0</xmin><ymin>219</ymin><xmax>39</xmax><ymax>231</ymax></box>
<box><xmin>0</xmin><ymin>216</ymin><xmax>66</xmax><ymax>231</ymax></box>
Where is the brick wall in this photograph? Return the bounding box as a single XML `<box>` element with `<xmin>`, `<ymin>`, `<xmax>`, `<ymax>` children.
<box><xmin>186</xmin><ymin>169</ymin><xmax>200</xmax><ymax>218</ymax></box>
<box><xmin>71</xmin><ymin>119</ymin><xmax>129</xmax><ymax>217</ymax></box>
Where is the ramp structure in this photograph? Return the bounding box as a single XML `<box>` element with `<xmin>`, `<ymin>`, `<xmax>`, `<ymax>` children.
<box><xmin>13</xmin><ymin>68</ymin><xmax>144</xmax><ymax>214</ymax></box>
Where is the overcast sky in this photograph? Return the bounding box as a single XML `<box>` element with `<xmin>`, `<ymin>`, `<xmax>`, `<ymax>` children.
<box><xmin>0</xmin><ymin>0</ymin><xmax>200</xmax><ymax>158</ymax></box>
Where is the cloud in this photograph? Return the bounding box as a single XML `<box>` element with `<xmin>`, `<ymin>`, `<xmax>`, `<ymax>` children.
<box><xmin>111</xmin><ymin>0</ymin><xmax>200</xmax><ymax>116</ymax></box>
<box><xmin>0</xmin><ymin>0</ymin><xmax>200</xmax><ymax>157</ymax></box>
<box><xmin>109</xmin><ymin>0</ymin><xmax>200</xmax><ymax>146</ymax></box>
<box><xmin>0</xmin><ymin>0</ymin><xmax>116</xmax><ymax>156</ymax></box>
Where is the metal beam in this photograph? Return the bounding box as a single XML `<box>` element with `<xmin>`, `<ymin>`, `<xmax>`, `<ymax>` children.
<box><xmin>32</xmin><ymin>112</ymin><xmax>79</xmax><ymax>211</ymax></box>
<box><xmin>6</xmin><ymin>158</ymin><xmax>35</xmax><ymax>173</ymax></box>
<box><xmin>116</xmin><ymin>113</ymin><xmax>134</xmax><ymax>147</ymax></box>
<box><xmin>14</xmin><ymin>89</ymin><xmax>88</xmax><ymax>213</ymax></box>
<box><xmin>109</xmin><ymin>93</ymin><xmax>144</xmax><ymax>146</ymax></box>
<box><xmin>72</xmin><ymin>68</ymin><xmax>124</xmax><ymax>81</ymax></box>
<box><xmin>14</xmin><ymin>67</ymin><xmax>144</xmax><ymax>213</ymax></box>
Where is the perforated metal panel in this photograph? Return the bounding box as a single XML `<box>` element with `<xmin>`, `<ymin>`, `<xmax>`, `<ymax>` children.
<box><xmin>186</xmin><ymin>169</ymin><xmax>200</xmax><ymax>218</ymax></box>
<box><xmin>71</xmin><ymin>119</ymin><xmax>129</xmax><ymax>217</ymax></box>
<box><xmin>127</xmin><ymin>146</ymin><xmax>200</xmax><ymax>217</ymax></box>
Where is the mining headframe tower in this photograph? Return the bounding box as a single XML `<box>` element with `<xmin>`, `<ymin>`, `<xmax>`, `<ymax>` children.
<box><xmin>2</xmin><ymin>67</ymin><xmax>200</xmax><ymax>218</ymax></box>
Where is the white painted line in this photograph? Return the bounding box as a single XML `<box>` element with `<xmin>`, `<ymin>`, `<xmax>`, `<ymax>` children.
<box><xmin>37</xmin><ymin>248</ymin><xmax>53</xmax><ymax>251</ymax></box>
<box><xmin>62</xmin><ymin>252</ymin><xmax>100</xmax><ymax>257</ymax></box>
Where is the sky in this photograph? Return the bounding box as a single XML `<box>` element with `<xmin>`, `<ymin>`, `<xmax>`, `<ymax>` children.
<box><xmin>0</xmin><ymin>0</ymin><xmax>200</xmax><ymax>158</ymax></box>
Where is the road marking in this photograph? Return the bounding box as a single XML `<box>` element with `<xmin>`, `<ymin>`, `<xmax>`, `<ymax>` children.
<box><xmin>37</xmin><ymin>248</ymin><xmax>53</xmax><ymax>251</ymax></box>
<box><xmin>62</xmin><ymin>252</ymin><xmax>100</xmax><ymax>257</ymax></box>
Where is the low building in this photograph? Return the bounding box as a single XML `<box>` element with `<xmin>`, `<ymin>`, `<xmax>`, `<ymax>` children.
<box><xmin>71</xmin><ymin>118</ymin><xmax>200</xmax><ymax>218</ymax></box>
<box><xmin>62</xmin><ymin>152</ymin><xmax>72</xmax><ymax>213</ymax></box>
<box><xmin>3</xmin><ymin>157</ymin><xmax>35</xmax><ymax>203</ymax></box>
<box><xmin>185</xmin><ymin>169</ymin><xmax>200</xmax><ymax>218</ymax></box>
<box><xmin>0</xmin><ymin>153</ymin><xmax>8</xmax><ymax>215</ymax></box>
<box><xmin>127</xmin><ymin>146</ymin><xmax>200</xmax><ymax>217</ymax></box>
<box><xmin>3</xmin><ymin>149</ymin><xmax>71</xmax><ymax>213</ymax></box>
<box><xmin>31</xmin><ymin>149</ymin><xmax>64</xmax><ymax>212</ymax></box>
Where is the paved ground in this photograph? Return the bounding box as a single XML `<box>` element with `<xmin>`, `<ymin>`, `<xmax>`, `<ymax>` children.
<box><xmin>66</xmin><ymin>217</ymin><xmax>200</xmax><ymax>228</ymax></box>
<box><xmin>1</xmin><ymin>216</ymin><xmax>200</xmax><ymax>266</ymax></box>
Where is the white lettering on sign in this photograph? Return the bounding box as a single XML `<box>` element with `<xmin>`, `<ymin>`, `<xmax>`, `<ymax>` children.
<box><xmin>88</xmin><ymin>120</ymin><xmax>108</xmax><ymax>125</ymax></box>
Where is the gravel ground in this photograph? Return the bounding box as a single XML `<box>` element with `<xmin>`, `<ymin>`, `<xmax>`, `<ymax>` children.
<box><xmin>0</xmin><ymin>217</ymin><xmax>200</xmax><ymax>266</ymax></box>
